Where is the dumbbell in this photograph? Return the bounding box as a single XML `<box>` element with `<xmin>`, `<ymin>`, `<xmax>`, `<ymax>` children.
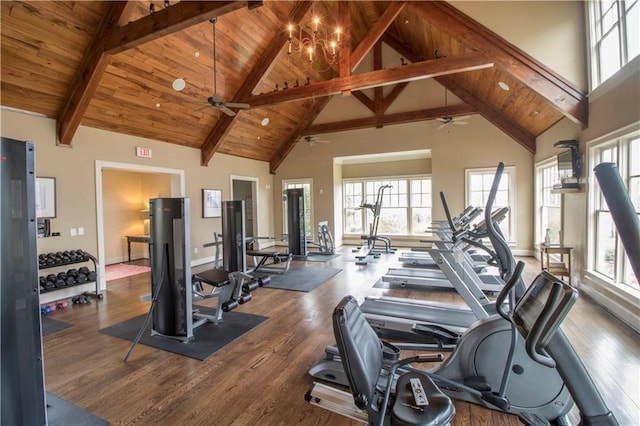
<box><xmin>65</xmin><ymin>276</ymin><xmax>76</xmax><ymax>286</ymax></box>
<box><xmin>67</xmin><ymin>269</ymin><xmax>78</xmax><ymax>279</ymax></box>
<box><xmin>56</xmin><ymin>301</ymin><xmax>68</xmax><ymax>310</ymax></box>
<box><xmin>87</xmin><ymin>271</ymin><xmax>97</xmax><ymax>281</ymax></box>
<box><xmin>72</xmin><ymin>295</ymin><xmax>92</xmax><ymax>304</ymax></box>
<box><xmin>40</xmin><ymin>304</ymin><xmax>56</xmax><ymax>315</ymax></box>
<box><xmin>78</xmin><ymin>266</ymin><xmax>90</xmax><ymax>275</ymax></box>
<box><xmin>76</xmin><ymin>272</ymin><xmax>88</xmax><ymax>283</ymax></box>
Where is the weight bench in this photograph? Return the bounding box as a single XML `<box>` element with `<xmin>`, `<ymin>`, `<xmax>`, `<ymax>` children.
<box><xmin>191</xmin><ymin>269</ymin><xmax>259</xmax><ymax>323</ymax></box>
<box><xmin>247</xmin><ymin>250</ymin><xmax>292</xmax><ymax>274</ymax></box>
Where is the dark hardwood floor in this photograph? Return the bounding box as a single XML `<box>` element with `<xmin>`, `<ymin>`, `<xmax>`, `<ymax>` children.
<box><xmin>42</xmin><ymin>249</ymin><xmax>639</xmax><ymax>425</ymax></box>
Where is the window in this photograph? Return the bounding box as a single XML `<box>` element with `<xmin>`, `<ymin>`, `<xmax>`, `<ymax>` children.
<box><xmin>282</xmin><ymin>179</ymin><xmax>313</xmax><ymax>239</ymax></box>
<box><xmin>342</xmin><ymin>176</ymin><xmax>431</xmax><ymax>236</ymax></box>
<box><xmin>588</xmin><ymin>0</ymin><xmax>639</xmax><ymax>88</ymax></box>
<box><xmin>589</xmin><ymin>133</ymin><xmax>639</xmax><ymax>288</ymax></box>
<box><xmin>535</xmin><ymin>160</ymin><xmax>562</xmax><ymax>245</ymax></box>
<box><xmin>465</xmin><ymin>167</ymin><xmax>515</xmax><ymax>242</ymax></box>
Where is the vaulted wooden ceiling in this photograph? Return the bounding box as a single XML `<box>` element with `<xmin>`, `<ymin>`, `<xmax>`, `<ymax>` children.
<box><xmin>1</xmin><ymin>1</ymin><xmax>587</xmax><ymax>173</ymax></box>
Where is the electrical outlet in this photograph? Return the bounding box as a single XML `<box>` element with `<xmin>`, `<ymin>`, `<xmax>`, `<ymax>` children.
<box><xmin>193</xmin><ymin>247</ymin><xmax>198</xmax><ymax>254</ymax></box>
<box><xmin>70</xmin><ymin>228</ymin><xmax>77</xmax><ymax>236</ymax></box>
<box><xmin>78</xmin><ymin>227</ymin><xmax>85</xmax><ymax>235</ymax></box>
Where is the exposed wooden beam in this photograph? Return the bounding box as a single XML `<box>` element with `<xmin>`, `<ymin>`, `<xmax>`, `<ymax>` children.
<box><xmin>437</xmin><ymin>76</ymin><xmax>536</xmax><ymax>153</ymax></box>
<box><xmin>373</xmin><ymin>41</ymin><xmax>384</xmax><ymax>119</ymax></box>
<box><xmin>105</xmin><ymin>1</ymin><xmax>247</xmax><ymax>54</ymax></box>
<box><xmin>380</xmin><ymin>82</ymin><xmax>409</xmax><ymax>113</ymax></box>
<box><xmin>243</xmin><ymin>52</ymin><xmax>493</xmax><ymax>107</ymax></box>
<box><xmin>383</xmin><ymin>32</ymin><xmax>535</xmax><ymax>152</ymax></box>
<box><xmin>201</xmin><ymin>1</ymin><xmax>313</xmax><ymax>166</ymax></box>
<box><xmin>409</xmin><ymin>1</ymin><xmax>587</xmax><ymax>126</ymax></box>
<box><xmin>350</xmin><ymin>1</ymin><xmax>405</xmax><ymax>72</ymax></box>
<box><xmin>57</xmin><ymin>2</ymin><xmax>131</xmax><ymax>146</ymax></box>
<box><xmin>269</xmin><ymin>98</ymin><xmax>331</xmax><ymax>174</ymax></box>
<box><xmin>352</xmin><ymin>91</ymin><xmax>376</xmax><ymax>113</ymax></box>
<box><xmin>308</xmin><ymin>104</ymin><xmax>477</xmax><ymax>134</ymax></box>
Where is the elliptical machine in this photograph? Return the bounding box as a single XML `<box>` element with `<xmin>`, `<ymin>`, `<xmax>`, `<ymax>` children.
<box><xmin>308</xmin><ymin>163</ymin><xmax>575</xmax><ymax>423</ymax></box>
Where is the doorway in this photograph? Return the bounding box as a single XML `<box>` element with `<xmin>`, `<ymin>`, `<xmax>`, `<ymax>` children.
<box><xmin>230</xmin><ymin>175</ymin><xmax>258</xmax><ymax>240</ymax></box>
<box><xmin>95</xmin><ymin>161</ymin><xmax>185</xmax><ymax>290</ymax></box>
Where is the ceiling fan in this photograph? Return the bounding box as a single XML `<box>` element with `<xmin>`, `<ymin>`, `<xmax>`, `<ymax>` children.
<box><xmin>301</xmin><ymin>135</ymin><xmax>330</xmax><ymax>146</ymax></box>
<box><xmin>203</xmin><ymin>17</ymin><xmax>250</xmax><ymax>116</ymax></box>
<box><xmin>436</xmin><ymin>88</ymin><xmax>470</xmax><ymax>130</ymax></box>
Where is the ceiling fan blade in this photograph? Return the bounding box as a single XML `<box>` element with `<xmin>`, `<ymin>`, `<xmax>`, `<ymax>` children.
<box><xmin>225</xmin><ymin>102</ymin><xmax>250</xmax><ymax>109</ymax></box>
<box><xmin>437</xmin><ymin>123</ymin><xmax>447</xmax><ymax>130</ymax></box>
<box><xmin>453</xmin><ymin>121</ymin><xmax>469</xmax><ymax>125</ymax></box>
<box><xmin>219</xmin><ymin>106</ymin><xmax>236</xmax><ymax>116</ymax></box>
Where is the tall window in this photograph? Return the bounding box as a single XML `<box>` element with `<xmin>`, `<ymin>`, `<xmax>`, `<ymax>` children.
<box><xmin>588</xmin><ymin>0</ymin><xmax>639</xmax><ymax>88</ymax></box>
<box><xmin>342</xmin><ymin>176</ymin><xmax>431</xmax><ymax>236</ymax></box>
<box><xmin>535</xmin><ymin>160</ymin><xmax>561</xmax><ymax>245</ymax></box>
<box><xmin>282</xmin><ymin>179</ymin><xmax>313</xmax><ymax>239</ymax></box>
<box><xmin>589</xmin><ymin>133</ymin><xmax>639</xmax><ymax>288</ymax></box>
<box><xmin>465</xmin><ymin>167</ymin><xmax>515</xmax><ymax>242</ymax></box>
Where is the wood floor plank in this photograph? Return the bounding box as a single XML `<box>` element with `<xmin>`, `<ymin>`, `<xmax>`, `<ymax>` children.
<box><xmin>40</xmin><ymin>252</ymin><xmax>639</xmax><ymax>425</ymax></box>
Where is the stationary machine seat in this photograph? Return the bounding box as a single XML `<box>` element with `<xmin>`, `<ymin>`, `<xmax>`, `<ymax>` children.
<box><xmin>333</xmin><ymin>295</ymin><xmax>455</xmax><ymax>425</ymax></box>
<box><xmin>193</xmin><ymin>269</ymin><xmax>230</xmax><ymax>287</ymax></box>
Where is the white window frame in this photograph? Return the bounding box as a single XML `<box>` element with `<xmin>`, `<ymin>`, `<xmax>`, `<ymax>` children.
<box><xmin>587</xmin><ymin>0</ymin><xmax>639</xmax><ymax>90</ymax></box>
<box><xmin>534</xmin><ymin>157</ymin><xmax>562</xmax><ymax>246</ymax></box>
<box><xmin>282</xmin><ymin>178</ymin><xmax>313</xmax><ymax>239</ymax></box>
<box><xmin>464</xmin><ymin>166</ymin><xmax>516</xmax><ymax>244</ymax></box>
<box><xmin>341</xmin><ymin>175</ymin><xmax>432</xmax><ymax>237</ymax></box>
<box><xmin>584</xmin><ymin>123</ymin><xmax>640</xmax><ymax>329</ymax></box>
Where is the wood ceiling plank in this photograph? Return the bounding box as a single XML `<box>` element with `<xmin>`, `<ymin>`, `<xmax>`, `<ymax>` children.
<box><xmin>308</xmin><ymin>103</ymin><xmax>477</xmax><ymax>134</ymax></box>
<box><xmin>104</xmin><ymin>1</ymin><xmax>248</xmax><ymax>55</ymax></box>
<box><xmin>242</xmin><ymin>51</ymin><xmax>493</xmax><ymax>107</ymax></box>
<box><xmin>408</xmin><ymin>1</ymin><xmax>587</xmax><ymax>126</ymax></box>
<box><xmin>269</xmin><ymin>97</ymin><xmax>331</xmax><ymax>174</ymax></box>
<box><xmin>437</xmin><ymin>74</ymin><xmax>537</xmax><ymax>153</ymax></box>
<box><xmin>350</xmin><ymin>1</ymin><xmax>405</xmax><ymax>72</ymax></box>
<box><xmin>200</xmin><ymin>1</ymin><xmax>314</xmax><ymax>166</ymax></box>
<box><xmin>338</xmin><ymin>1</ymin><xmax>350</xmax><ymax>78</ymax></box>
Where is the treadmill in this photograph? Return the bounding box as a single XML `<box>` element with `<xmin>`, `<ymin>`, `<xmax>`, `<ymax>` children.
<box><xmin>359</xmin><ymin>189</ymin><xmax>514</xmax><ymax>349</ymax></box>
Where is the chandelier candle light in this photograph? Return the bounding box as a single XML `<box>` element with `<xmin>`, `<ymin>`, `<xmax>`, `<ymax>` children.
<box><xmin>287</xmin><ymin>15</ymin><xmax>341</xmax><ymax>64</ymax></box>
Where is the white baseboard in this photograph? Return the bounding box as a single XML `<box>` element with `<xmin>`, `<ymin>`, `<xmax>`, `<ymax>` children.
<box><xmin>580</xmin><ymin>274</ymin><xmax>640</xmax><ymax>334</ymax></box>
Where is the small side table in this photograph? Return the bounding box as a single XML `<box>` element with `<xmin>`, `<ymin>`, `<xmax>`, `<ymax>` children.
<box><xmin>126</xmin><ymin>235</ymin><xmax>150</xmax><ymax>263</ymax></box>
<box><xmin>539</xmin><ymin>244</ymin><xmax>572</xmax><ymax>284</ymax></box>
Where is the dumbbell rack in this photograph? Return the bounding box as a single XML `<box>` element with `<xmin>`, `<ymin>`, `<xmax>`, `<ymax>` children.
<box><xmin>38</xmin><ymin>250</ymin><xmax>103</xmax><ymax>300</ymax></box>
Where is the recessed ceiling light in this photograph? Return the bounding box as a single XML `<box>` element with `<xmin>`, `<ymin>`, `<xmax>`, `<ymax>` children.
<box><xmin>257</xmin><ymin>136</ymin><xmax>261</xmax><ymax>140</ymax></box>
<box><xmin>195</xmin><ymin>51</ymin><xmax>200</xmax><ymax>58</ymax></box>
<box><xmin>498</xmin><ymin>81</ymin><xmax>510</xmax><ymax>91</ymax></box>
<box><xmin>172</xmin><ymin>78</ymin><xmax>186</xmax><ymax>91</ymax></box>
<box><xmin>155</xmin><ymin>103</ymin><xmax>161</xmax><ymax>108</ymax></box>
<box><xmin>261</xmin><ymin>117</ymin><xmax>269</xmax><ymax>126</ymax></box>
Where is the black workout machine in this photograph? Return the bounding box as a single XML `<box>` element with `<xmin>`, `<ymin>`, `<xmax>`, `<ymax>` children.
<box><xmin>285</xmin><ymin>187</ymin><xmax>308</xmax><ymax>259</ymax></box>
<box><xmin>353</xmin><ymin>184</ymin><xmax>395</xmax><ymax>265</ymax></box>
<box><xmin>124</xmin><ymin>199</ymin><xmax>260</xmax><ymax>360</ymax></box>
<box><xmin>1</xmin><ymin>137</ymin><xmax>47</xmax><ymax>424</ymax></box>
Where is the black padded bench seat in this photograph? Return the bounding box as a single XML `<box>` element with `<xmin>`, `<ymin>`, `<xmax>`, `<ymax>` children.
<box><xmin>192</xmin><ymin>269</ymin><xmax>230</xmax><ymax>287</ymax></box>
<box><xmin>247</xmin><ymin>251</ymin><xmax>292</xmax><ymax>274</ymax></box>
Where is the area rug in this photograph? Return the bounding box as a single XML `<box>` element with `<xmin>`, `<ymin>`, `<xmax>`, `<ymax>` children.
<box><xmin>260</xmin><ymin>266</ymin><xmax>342</xmax><ymax>292</ymax></box>
<box><xmin>47</xmin><ymin>392</ymin><xmax>108</xmax><ymax>426</ymax></box>
<box><xmin>105</xmin><ymin>263</ymin><xmax>151</xmax><ymax>281</ymax></box>
<box><xmin>304</xmin><ymin>252</ymin><xmax>341</xmax><ymax>262</ymax></box>
<box><xmin>99</xmin><ymin>306</ymin><xmax>268</xmax><ymax>361</ymax></box>
<box><xmin>41</xmin><ymin>317</ymin><xmax>73</xmax><ymax>336</ymax></box>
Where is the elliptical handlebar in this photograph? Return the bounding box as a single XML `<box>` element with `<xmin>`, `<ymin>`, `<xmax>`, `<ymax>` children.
<box><xmin>495</xmin><ymin>260</ymin><xmax>525</xmax><ymax>321</ymax></box>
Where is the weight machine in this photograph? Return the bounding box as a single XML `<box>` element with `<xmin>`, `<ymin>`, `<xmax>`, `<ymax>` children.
<box><xmin>353</xmin><ymin>184</ymin><xmax>395</xmax><ymax>265</ymax></box>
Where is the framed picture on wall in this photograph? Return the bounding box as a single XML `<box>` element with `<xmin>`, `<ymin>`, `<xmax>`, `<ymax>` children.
<box><xmin>35</xmin><ymin>177</ymin><xmax>56</xmax><ymax>218</ymax></box>
<box><xmin>202</xmin><ymin>189</ymin><xmax>222</xmax><ymax>218</ymax></box>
